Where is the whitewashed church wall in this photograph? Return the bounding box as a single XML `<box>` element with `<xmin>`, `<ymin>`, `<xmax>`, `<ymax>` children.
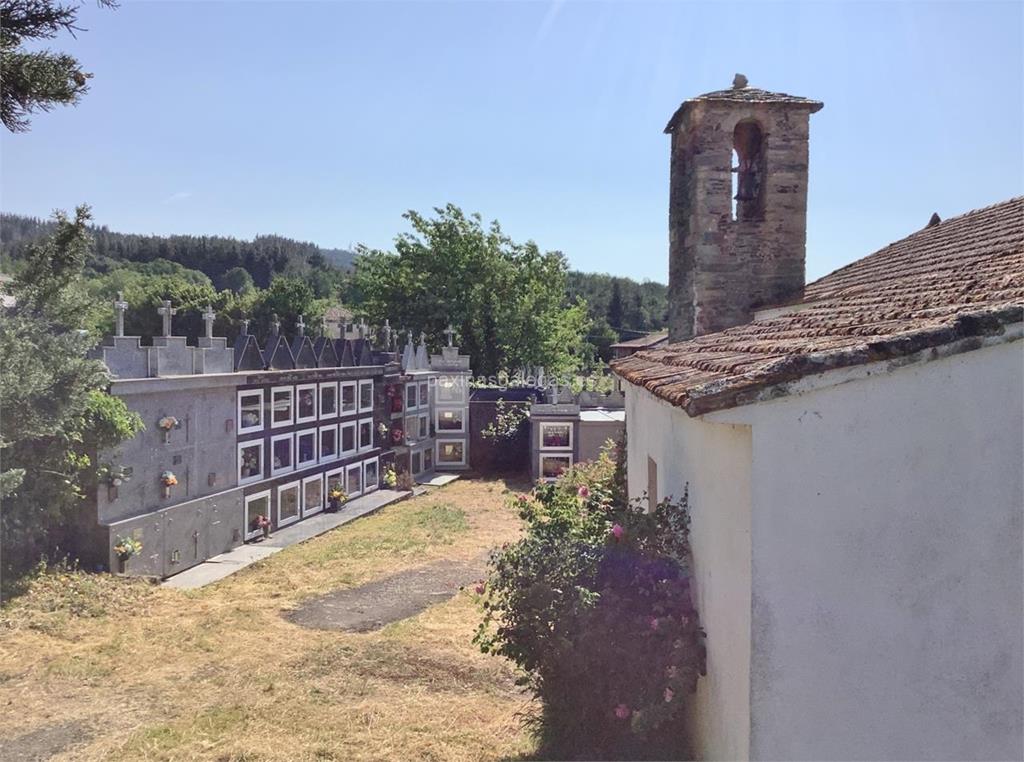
<box><xmin>711</xmin><ymin>338</ymin><xmax>1024</xmax><ymax>761</ymax></box>
<box><xmin>625</xmin><ymin>387</ymin><xmax>753</xmax><ymax>761</ymax></box>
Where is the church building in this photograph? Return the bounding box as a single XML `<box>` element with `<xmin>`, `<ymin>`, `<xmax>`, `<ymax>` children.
<box><xmin>612</xmin><ymin>77</ymin><xmax>1023</xmax><ymax>761</ymax></box>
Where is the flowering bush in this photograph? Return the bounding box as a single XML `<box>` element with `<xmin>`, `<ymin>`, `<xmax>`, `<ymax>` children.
<box><xmin>475</xmin><ymin>446</ymin><xmax>704</xmax><ymax>759</ymax></box>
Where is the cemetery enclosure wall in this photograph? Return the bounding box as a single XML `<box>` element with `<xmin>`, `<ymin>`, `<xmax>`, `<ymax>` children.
<box><xmin>95</xmin><ymin>366</ymin><xmax>391</xmax><ymax>579</ymax></box>
<box><xmin>103</xmin><ymin>376</ymin><xmax>240</xmax><ymax>524</ymax></box>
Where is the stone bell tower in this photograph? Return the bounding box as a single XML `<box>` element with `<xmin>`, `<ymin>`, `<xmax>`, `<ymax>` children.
<box><xmin>665</xmin><ymin>75</ymin><xmax>823</xmax><ymax>341</ymax></box>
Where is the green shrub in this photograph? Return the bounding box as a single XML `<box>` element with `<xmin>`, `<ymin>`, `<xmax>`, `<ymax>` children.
<box><xmin>475</xmin><ymin>448</ymin><xmax>705</xmax><ymax>760</ymax></box>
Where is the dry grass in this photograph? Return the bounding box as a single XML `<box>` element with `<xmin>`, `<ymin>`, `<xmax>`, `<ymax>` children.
<box><xmin>0</xmin><ymin>478</ymin><xmax>536</xmax><ymax>761</ymax></box>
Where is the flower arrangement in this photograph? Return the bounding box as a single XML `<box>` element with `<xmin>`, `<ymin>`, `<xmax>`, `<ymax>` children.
<box><xmin>159</xmin><ymin>470</ymin><xmax>177</xmax><ymax>498</ymax></box>
<box><xmin>157</xmin><ymin>415</ymin><xmax>178</xmax><ymax>443</ymax></box>
<box><xmin>377</xmin><ymin>422</ymin><xmax>388</xmax><ymax>438</ymax></box>
<box><xmin>100</xmin><ymin>464</ymin><xmax>132</xmax><ymax>487</ymax></box>
<box><xmin>251</xmin><ymin>513</ymin><xmax>271</xmax><ymax>538</ymax></box>
<box><xmin>390</xmin><ymin>427</ymin><xmax>404</xmax><ymax>444</ymax></box>
<box><xmin>241</xmin><ymin>450</ymin><xmax>260</xmax><ymax>477</ymax></box>
<box><xmin>329</xmin><ymin>487</ymin><xmax>348</xmax><ymax>502</ymax></box>
<box><xmin>382</xmin><ymin>465</ymin><xmax>398</xmax><ymax>488</ymax></box>
<box><xmin>113</xmin><ymin>535</ymin><xmax>143</xmax><ymax>562</ymax></box>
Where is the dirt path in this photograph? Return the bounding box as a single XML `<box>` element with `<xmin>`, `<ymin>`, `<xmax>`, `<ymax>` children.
<box><xmin>0</xmin><ymin>721</ymin><xmax>90</xmax><ymax>762</ymax></box>
<box><xmin>287</xmin><ymin>556</ymin><xmax>488</xmax><ymax>632</ymax></box>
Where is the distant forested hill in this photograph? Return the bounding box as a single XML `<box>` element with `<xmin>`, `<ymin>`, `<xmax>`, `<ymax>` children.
<box><xmin>0</xmin><ymin>213</ymin><xmax>356</xmax><ymax>292</ymax></box>
<box><xmin>566</xmin><ymin>270</ymin><xmax>667</xmax><ymax>341</ymax></box>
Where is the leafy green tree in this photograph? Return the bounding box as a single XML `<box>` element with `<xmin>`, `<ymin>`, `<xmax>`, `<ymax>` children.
<box><xmin>0</xmin><ymin>206</ymin><xmax>142</xmax><ymax>582</ymax></box>
<box><xmin>587</xmin><ymin>317</ymin><xmax>619</xmax><ymax>364</ymax></box>
<box><xmin>247</xmin><ymin>276</ymin><xmax>327</xmax><ymax>340</ymax></box>
<box><xmin>350</xmin><ymin>204</ymin><xmax>590</xmax><ymax>376</ymax></box>
<box><xmin>217</xmin><ymin>266</ymin><xmax>255</xmax><ymax>295</ymax></box>
<box><xmin>0</xmin><ymin>0</ymin><xmax>117</xmax><ymax>132</ymax></box>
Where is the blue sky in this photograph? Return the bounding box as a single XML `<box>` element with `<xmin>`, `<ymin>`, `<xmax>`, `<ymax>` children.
<box><xmin>1</xmin><ymin>1</ymin><xmax>1021</xmax><ymax>282</ymax></box>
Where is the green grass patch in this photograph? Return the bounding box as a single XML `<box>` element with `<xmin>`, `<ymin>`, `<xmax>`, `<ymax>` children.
<box><xmin>300</xmin><ymin>503</ymin><xmax>469</xmax><ymax>564</ymax></box>
<box><xmin>121</xmin><ymin>705</ymin><xmax>248</xmax><ymax>758</ymax></box>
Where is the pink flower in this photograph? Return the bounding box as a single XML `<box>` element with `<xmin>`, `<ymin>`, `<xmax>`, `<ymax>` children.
<box><xmin>517</xmin><ymin>494</ymin><xmax>530</xmax><ymax>504</ymax></box>
<box><xmin>610</xmin><ymin>523</ymin><xmax>624</xmax><ymax>540</ymax></box>
<box><xmin>649</xmin><ymin>616</ymin><xmax>660</xmax><ymax>631</ymax></box>
<box><xmin>474</xmin><ymin>583</ymin><xmax>485</xmax><ymax>595</ymax></box>
<box><xmin>613</xmin><ymin>703</ymin><xmax>630</xmax><ymax>720</ymax></box>
<box><xmin>666</xmin><ymin>665</ymin><xmax>679</xmax><ymax>679</ymax></box>
<box><xmin>664</xmin><ymin>687</ymin><xmax>675</xmax><ymax>703</ymax></box>
<box><xmin>577</xmin><ymin>485</ymin><xmax>590</xmax><ymax>498</ymax></box>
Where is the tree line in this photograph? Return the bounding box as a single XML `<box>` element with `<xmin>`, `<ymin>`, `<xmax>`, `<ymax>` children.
<box><xmin>1</xmin><ymin>213</ymin><xmax>355</xmax><ymax>296</ymax></box>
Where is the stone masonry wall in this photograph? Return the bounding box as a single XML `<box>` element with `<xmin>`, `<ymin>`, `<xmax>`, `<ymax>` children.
<box><xmin>667</xmin><ymin>100</ymin><xmax>815</xmax><ymax>341</ymax></box>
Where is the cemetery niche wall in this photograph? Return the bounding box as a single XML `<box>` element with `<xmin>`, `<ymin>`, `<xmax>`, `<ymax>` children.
<box><xmin>84</xmin><ymin>300</ymin><xmax>472</xmax><ymax>579</ymax></box>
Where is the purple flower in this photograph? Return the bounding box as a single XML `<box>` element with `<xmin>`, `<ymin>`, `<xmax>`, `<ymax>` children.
<box><xmin>664</xmin><ymin>687</ymin><xmax>675</xmax><ymax>703</ymax></box>
<box><xmin>613</xmin><ymin>703</ymin><xmax>630</xmax><ymax>720</ymax></box>
<box><xmin>474</xmin><ymin>583</ymin><xmax>486</xmax><ymax>595</ymax></box>
<box><xmin>649</xmin><ymin>616</ymin><xmax>660</xmax><ymax>631</ymax></box>
<box><xmin>611</xmin><ymin>524</ymin><xmax>624</xmax><ymax>540</ymax></box>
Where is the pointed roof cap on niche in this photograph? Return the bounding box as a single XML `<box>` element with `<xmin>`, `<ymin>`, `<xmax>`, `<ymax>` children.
<box><xmin>665</xmin><ymin>74</ymin><xmax>824</xmax><ymax>133</ymax></box>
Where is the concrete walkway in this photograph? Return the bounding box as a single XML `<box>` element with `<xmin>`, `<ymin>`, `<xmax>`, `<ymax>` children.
<box><xmin>416</xmin><ymin>472</ymin><xmax>461</xmax><ymax>488</ymax></box>
<box><xmin>163</xmin><ymin>488</ymin><xmax>411</xmax><ymax>590</ymax></box>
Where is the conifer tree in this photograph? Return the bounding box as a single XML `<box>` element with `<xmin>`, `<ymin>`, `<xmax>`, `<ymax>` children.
<box><xmin>0</xmin><ymin>206</ymin><xmax>142</xmax><ymax>584</ymax></box>
<box><xmin>0</xmin><ymin>0</ymin><xmax>117</xmax><ymax>132</ymax></box>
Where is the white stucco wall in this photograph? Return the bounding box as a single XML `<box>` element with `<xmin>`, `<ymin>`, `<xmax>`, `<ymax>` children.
<box><xmin>626</xmin><ymin>388</ymin><xmax>753</xmax><ymax>761</ymax></box>
<box><xmin>708</xmin><ymin>338</ymin><xmax>1024</xmax><ymax>760</ymax></box>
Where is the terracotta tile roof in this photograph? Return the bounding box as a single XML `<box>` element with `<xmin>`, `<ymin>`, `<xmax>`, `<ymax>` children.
<box><xmin>665</xmin><ymin>86</ymin><xmax>823</xmax><ymax>133</ymax></box>
<box><xmin>610</xmin><ymin>332</ymin><xmax>669</xmax><ymax>350</ymax></box>
<box><xmin>612</xmin><ymin>197</ymin><xmax>1024</xmax><ymax>416</ymax></box>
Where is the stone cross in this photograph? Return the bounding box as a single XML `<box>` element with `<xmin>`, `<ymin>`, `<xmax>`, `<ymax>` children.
<box><xmin>113</xmin><ymin>292</ymin><xmax>128</xmax><ymax>337</ymax></box>
<box><xmin>296</xmin><ymin>315</ymin><xmax>306</xmax><ymax>337</ymax></box>
<box><xmin>157</xmin><ymin>300</ymin><xmax>177</xmax><ymax>337</ymax></box>
<box><xmin>202</xmin><ymin>304</ymin><xmax>216</xmax><ymax>338</ymax></box>
<box><xmin>240</xmin><ymin>318</ymin><xmax>250</xmax><ymax>336</ymax></box>
<box><xmin>270</xmin><ymin>313</ymin><xmax>281</xmax><ymax>337</ymax></box>
<box><xmin>382</xmin><ymin>319</ymin><xmax>393</xmax><ymax>350</ymax></box>
<box><xmin>443</xmin><ymin>324</ymin><xmax>456</xmax><ymax>347</ymax></box>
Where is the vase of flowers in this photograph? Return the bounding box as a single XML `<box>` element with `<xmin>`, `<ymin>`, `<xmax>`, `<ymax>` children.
<box><xmin>327</xmin><ymin>487</ymin><xmax>348</xmax><ymax>513</ymax></box>
<box><xmin>382</xmin><ymin>465</ymin><xmax>398</xmax><ymax>489</ymax></box>
<box><xmin>160</xmin><ymin>470</ymin><xmax>178</xmax><ymax>498</ymax></box>
<box><xmin>113</xmin><ymin>534</ymin><xmax>143</xmax><ymax>573</ymax></box>
<box><xmin>391</xmin><ymin>427</ymin><xmax>404</xmax><ymax>446</ymax></box>
<box><xmin>157</xmin><ymin>415</ymin><xmax>178</xmax><ymax>444</ymax></box>
<box><xmin>251</xmin><ymin>513</ymin><xmax>271</xmax><ymax>539</ymax></box>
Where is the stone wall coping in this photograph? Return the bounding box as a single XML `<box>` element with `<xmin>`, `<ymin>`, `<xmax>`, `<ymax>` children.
<box><xmin>110</xmin><ymin>364</ymin><xmax>387</xmax><ymax>395</ymax></box>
